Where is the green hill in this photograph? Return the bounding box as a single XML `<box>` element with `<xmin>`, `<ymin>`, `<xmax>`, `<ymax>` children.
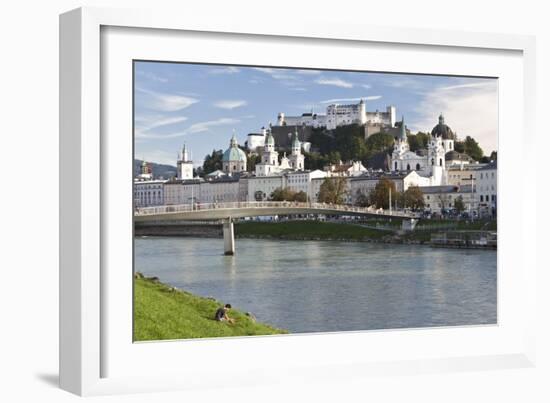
<box><xmin>133</xmin><ymin>159</ymin><xmax>177</xmax><ymax>180</ymax></box>
<box><xmin>134</xmin><ymin>276</ymin><xmax>287</xmax><ymax>341</ymax></box>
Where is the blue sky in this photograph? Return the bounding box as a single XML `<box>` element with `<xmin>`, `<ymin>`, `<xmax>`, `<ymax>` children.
<box><xmin>134</xmin><ymin>61</ymin><xmax>498</xmax><ymax>166</ymax></box>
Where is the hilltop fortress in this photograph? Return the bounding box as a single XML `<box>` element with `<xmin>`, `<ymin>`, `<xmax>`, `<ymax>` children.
<box><xmin>247</xmin><ymin>99</ymin><xmax>397</xmax><ymax>151</ymax></box>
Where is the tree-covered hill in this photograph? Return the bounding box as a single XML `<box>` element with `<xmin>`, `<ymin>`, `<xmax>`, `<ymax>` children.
<box><xmin>133</xmin><ymin>159</ymin><xmax>177</xmax><ymax>179</ymax></box>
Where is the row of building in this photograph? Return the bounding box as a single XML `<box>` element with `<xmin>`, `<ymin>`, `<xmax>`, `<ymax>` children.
<box><xmin>135</xmin><ymin>113</ymin><xmax>497</xmax><ymax>217</ymax></box>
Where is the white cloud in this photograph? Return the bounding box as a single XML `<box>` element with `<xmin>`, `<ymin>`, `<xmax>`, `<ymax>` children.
<box><xmin>185</xmin><ymin>118</ymin><xmax>241</xmax><ymax>134</ymax></box>
<box><xmin>135</xmin><ymin>117</ymin><xmax>241</xmax><ymax>140</ymax></box>
<box><xmin>213</xmin><ymin>100</ymin><xmax>248</xmax><ymax>110</ymax></box>
<box><xmin>136</xmin><ymin>87</ymin><xmax>198</xmax><ymax>112</ymax></box>
<box><xmin>409</xmin><ymin>80</ymin><xmax>498</xmax><ymax>153</ymax></box>
<box><xmin>252</xmin><ymin>67</ymin><xmax>303</xmax><ymax>86</ymax></box>
<box><xmin>438</xmin><ymin>81</ymin><xmax>494</xmax><ymax>91</ymax></box>
<box><xmin>315</xmin><ymin>77</ymin><xmax>354</xmax><ymax>88</ymax></box>
<box><xmin>361</xmin><ymin>84</ymin><xmax>372</xmax><ymax>89</ymax></box>
<box><xmin>320</xmin><ymin>95</ymin><xmax>382</xmax><ymax>104</ymax></box>
<box><xmin>208</xmin><ymin>66</ymin><xmax>240</xmax><ymax>75</ymax></box>
<box><xmin>135</xmin><ymin>115</ymin><xmax>188</xmax><ymax>132</ymax></box>
<box><xmin>296</xmin><ymin>69</ymin><xmax>322</xmax><ymax>75</ymax></box>
<box><xmin>136</xmin><ymin>70</ymin><xmax>168</xmax><ymax>83</ymax></box>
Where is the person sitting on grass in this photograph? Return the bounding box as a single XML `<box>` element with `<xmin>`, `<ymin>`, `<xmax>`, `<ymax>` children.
<box><xmin>214</xmin><ymin>303</ymin><xmax>235</xmax><ymax>324</ymax></box>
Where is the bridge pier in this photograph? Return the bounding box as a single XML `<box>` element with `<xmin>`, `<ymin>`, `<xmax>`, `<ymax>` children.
<box><xmin>402</xmin><ymin>218</ymin><xmax>418</xmax><ymax>231</ymax></box>
<box><xmin>223</xmin><ymin>218</ymin><xmax>235</xmax><ymax>256</ymax></box>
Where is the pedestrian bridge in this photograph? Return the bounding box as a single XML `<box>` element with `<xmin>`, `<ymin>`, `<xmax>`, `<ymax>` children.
<box><xmin>134</xmin><ymin>201</ymin><xmax>419</xmax><ymax>255</ymax></box>
<box><xmin>135</xmin><ymin>201</ymin><xmax>418</xmax><ymax>222</ymax></box>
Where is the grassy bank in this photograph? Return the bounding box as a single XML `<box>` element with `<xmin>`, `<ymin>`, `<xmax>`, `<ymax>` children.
<box><xmin>134</xmin><ymin>276</ymin><xmax>286</xmax><ymax>341</ymax></box>
<box><xmin>235</xmin><ymin>220</ymin><xmax>388</xmax><ymax>241</ymax></box>
<box><xmin>235</xmin><ymin>219</ymin><xmax>497</xmax><ymax>245</ymax></box>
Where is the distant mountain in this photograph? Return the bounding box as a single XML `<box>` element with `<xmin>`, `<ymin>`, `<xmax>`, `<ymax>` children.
<box><xmin>134</xmin><ymin>159</ymin><xmax>178</xmax><ymax>180</ymax></box>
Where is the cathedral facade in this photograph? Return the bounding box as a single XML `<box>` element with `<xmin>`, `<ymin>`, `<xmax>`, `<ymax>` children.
<box><xmin>391</xmin><ymin>114</ymin><xmax>456</xmax><ymax>186</ymax></box>
<box><xmin>255</xmin><ymin>128</ymin><xmax>304</xmax><ymax>177</ymax></box>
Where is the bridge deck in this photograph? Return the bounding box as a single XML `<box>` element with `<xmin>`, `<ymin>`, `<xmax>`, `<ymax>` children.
<box><xmin>134</xmin><ymin>202</ymin><xmax>418</xmax><ymax>222</ymax></box>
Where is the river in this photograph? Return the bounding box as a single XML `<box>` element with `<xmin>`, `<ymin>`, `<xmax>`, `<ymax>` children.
<box><xmin>135</xmin><ymin>236</ymin><xmax>497</xmax><ymax>334</ymax></box>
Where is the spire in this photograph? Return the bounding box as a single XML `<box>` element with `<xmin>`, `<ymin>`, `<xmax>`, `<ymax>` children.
<box><xmin>292</xmin><ymin>127</ymin><xmax>300</xmax><ymax>147</ymax></box>
<box><xmin>181</xmin><ymin>143</ymin><xmax>189</xmax><ymax>161</ymax></box>
<box><xmin>439</xmin><ymin>113</ymin><xmax>445</xmax><ymax>125</ymax></box>
<box><xmin>400</xmin><ymin>116</ymin><xmax>407</xmax><ymax>141</ymax></box>
<box><xmin>230</xmin><ymin>131</ymin><xmax>238</xmax><ymax>148</ymax></box>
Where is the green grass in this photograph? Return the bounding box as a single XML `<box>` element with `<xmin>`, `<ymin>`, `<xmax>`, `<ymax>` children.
<box><xmin>235</xmin><ymin>220</ymin><xmax>388</xmax><ymax>241</ymax></box>
<box><xmin>134</xmin><ymin>276</ymin><xmax>287</xmax><ymax>341</ymax></box>
<box><xmin>415</xmin><ymin>219</ymin><xmax>497</xmax><ymax>231</ymax></box>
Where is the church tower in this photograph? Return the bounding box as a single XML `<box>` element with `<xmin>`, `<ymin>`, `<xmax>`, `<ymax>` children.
<box><xmin>428</xmin><ymin>124</ymin><xmax>447</xmax><ymax>185</ymax></box>
<box><xmin>288</xmin><ymin>128</ymin><xmax>305</xmax><ymax>170</ymax></box>
<box><xmin>390</xmin><ymin>117</ymin><xmax>410</xmax><ymax>171</ymax></box>
<box><xmin>255</xmin><ymin>130</ymin><xmax>280</xmax><ymax>176</ymax></box>
<box><xmin>177</xmin><ymin>143</ymin><xmax>194</xmax><ymax>180</ymax></box>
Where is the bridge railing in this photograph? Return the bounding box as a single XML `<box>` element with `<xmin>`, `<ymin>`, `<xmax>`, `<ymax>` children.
<box><xmin>135</xmin><ymin>201</ymin><xmax>418</xmax><ymax>218</ymax></box>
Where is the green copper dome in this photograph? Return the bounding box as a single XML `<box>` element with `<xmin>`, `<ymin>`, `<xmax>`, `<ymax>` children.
<box><xmin>222</xmin><ymin>134</ymin><xmax>247</xmax><ymax>162</ymax></box>
<box><xmin>266</xmin><ymin>132</ymin><xmax>275</xmax><ymax>146</ymax></box>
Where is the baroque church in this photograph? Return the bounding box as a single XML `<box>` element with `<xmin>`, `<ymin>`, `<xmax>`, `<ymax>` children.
<box><xmin>390</xmin><ymin>114</ymin><xmax>459</xmax><ymax>186</ymax></box>
<box><xmin>255</xmin><ymin>128</ymin><xmax>304</xmax><ymax>176</ymax></box>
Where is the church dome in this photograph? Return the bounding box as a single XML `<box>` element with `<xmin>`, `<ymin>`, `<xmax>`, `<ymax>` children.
<box><xmin>431</xmin><ymin>114</ymin><xmax>455</xmax><ymax>140</ymax></box>
<box><xmin>222</xmin><ymin>134</ymin><xmax>247</xmax><ymax>162</ymax></box>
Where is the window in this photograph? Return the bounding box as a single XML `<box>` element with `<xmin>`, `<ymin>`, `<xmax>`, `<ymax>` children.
<box><xmin>480</xmin><ymin>195</ymin><xmax>484</xmax><ymax>202</ymax></box>
<box><xmin>416</xmin><ymin>163</ymin><xmax>420</xmax><ymax>171</ymax></box>
<box><xmin>439</xmin><ymin>158</ymin><xmax>443</xmax><ymax>166</ymax></box>
<box><xmin>486</xmin><ymin>195</ymin><xmax>489</xmax><ymax>202</ymax></box>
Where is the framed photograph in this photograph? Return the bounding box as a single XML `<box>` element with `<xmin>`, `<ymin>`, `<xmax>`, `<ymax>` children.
<box><xmin>60</xmin><ymin>7</ymin><xmax>537</xmax><ymax>396</ymax></box>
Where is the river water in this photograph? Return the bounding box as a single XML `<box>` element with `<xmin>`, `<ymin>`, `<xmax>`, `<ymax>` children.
<box><xmin>135</xmin><ymin>236</ymin><xmax>497</xmax><ymax>334</ymax></box>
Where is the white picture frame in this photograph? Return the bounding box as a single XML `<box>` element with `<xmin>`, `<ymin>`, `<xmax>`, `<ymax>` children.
<box><xmin>59</xmin><ymin>6</ymin><xmax>537</xmax><ymax>396</ymax></box>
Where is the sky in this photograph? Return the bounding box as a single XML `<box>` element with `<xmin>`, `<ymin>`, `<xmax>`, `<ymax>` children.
<box><xmin>134</xmin><ymin>61</ymin><xmax>498</xmax><ymax>167</ymax></box>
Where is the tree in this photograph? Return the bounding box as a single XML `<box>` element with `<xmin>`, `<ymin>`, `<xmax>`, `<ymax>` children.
<box><xmin>365</xmin><ymin>132</ymin><xmax>394</xmax><ymax>156</ymax></box>
<box><xmin>463</xmin><ymin>136</ymin><xmax>484</xmax><ymax>161</ymax></box>
<box><xmin>455</xmin><ymin>136</ymin><xmax>484</xmax><ymax>161</ymax></box>
<box><xmin>270</xmin><ymin>187</ymin><xmax>297</xmax><ymax>202</ymax></box>
<box><xmin>402</xmin><ymin>186</ymin><xmax>425</xmax><ymax>210</ymax></box>
<box><xmin>454</xmin><ymin>196</ymin><xmax>465</xmax><ymax>212</ymax></box>
<box><xmin>318</xmin><ymin>177</ymin><xmax>348</xmax><ymax>204</ymax></box>
<box><xmin>202</xmin><ymin>149</ymin><xmax>223</xmax><ymax>174</ymax></box>
<box><xmin>355</xmin><ymin>190</ymin><xmax>370</xmax><ymax>207</ymax></box>
<box><xmin>270</xmin><ymin>188</ymin><xmax>308</xmax><ymax>202</ymax></box>
<box><xmin>327</xmin><ymin>151</ymin><xmax>342</xmax><ymax>164</ymax></box>
<box><xmin>304</xmin><ymin>152</ymin><xmax>329</xmax><ymax>171</ymax></box>
<box><xmin>407</xmin><ymin>132</ymin><xmax>430</xmax><ymax>152</ymax></box>
<box><xmin>368</xmin><ymin>178</ymin><xmax>396</xmax><ymax>209</ymax></box>
<box><xmin>294</xmin><ymin>191</ymin><xmax>307</xmax><ymax>202</ymax></box>
<box><xmin>247</xmin><ymin>154</ymin><xmax>261</xmax><ymax>172</ymax></box>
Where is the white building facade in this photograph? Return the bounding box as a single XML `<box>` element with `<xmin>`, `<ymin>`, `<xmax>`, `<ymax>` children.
<box><xmin>134</xmin><ymin>179</ymin><xmax>166</xmax><ymax>207</ymax></box>
<box><xmin>422</xmin><ymin>185</ymin><xmax>477</xmax><ymax>215</ymax></box>
<box><xmin>391</xmin><ymin>114</ymin><xmax>457</xmax><ymax>186</ymax></box>
<box><xmin>476</xmin><ymin>162</ymin><xmax>497</xmax><ymax>217</ymax></box>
